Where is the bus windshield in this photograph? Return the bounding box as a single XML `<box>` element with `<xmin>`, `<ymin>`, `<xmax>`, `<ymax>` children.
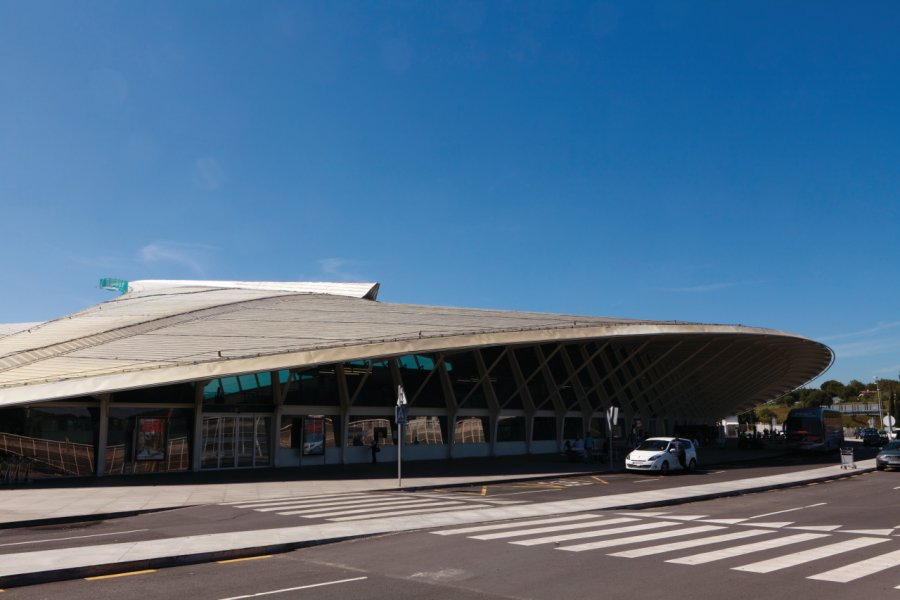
<box><xmin>785</xmin><ymin>416</ymin><xmax>824</xmax><ymax>435</ymax></box>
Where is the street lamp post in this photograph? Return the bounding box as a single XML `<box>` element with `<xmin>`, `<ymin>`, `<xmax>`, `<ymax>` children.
<box><xmin>876</xmin><ymin>378</ymin><xmax>886</xmax><ymax>439</ymax></box>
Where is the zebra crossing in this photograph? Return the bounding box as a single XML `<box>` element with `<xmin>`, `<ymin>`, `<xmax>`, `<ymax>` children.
<box><xmin>433</xmin><ymin>511</ymin><xmax>900</xmax><ymax>587</ymax></box>
<box><xmin>222</xmin><ymin>490</ymin><xmax>526</xmax><ymax>522</ymax></box>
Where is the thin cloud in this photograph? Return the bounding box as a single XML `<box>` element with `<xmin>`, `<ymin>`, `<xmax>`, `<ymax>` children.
<box><xmin>662</xmin><ymin>281</ymin><xmax>763</xmax><ymax>293</ymax></box>
<box><xmin>139</xmin><ymin>241</ymin><xmax>216</xmax><ymax>277</ymax></box>
<box><xmin>194</xmin><ymin>157</ymin><xmax>225</xmax><ymax>190</ymax></box>
<box><xmin>830</xmin><ymin>338</ymin><xmax>900</xmax><ymax>359</ymax></box>
<box><xmin>819</xmin><ymin>321</ymin><xmax>900</xmax><ymax>342</ymax></box>
<box><xmin>317</xmin><ymin>258</ymin><xmax>364</xmax><ymax>281</ymax></box>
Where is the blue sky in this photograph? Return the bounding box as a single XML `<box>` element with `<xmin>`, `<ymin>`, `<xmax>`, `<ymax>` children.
<box><xmin>1</xmin><ymin>1</ymin><xmax>898</xmax><ymax>387</ymax></box>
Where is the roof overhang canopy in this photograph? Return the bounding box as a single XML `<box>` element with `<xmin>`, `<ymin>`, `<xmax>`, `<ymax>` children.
<box><xmin>0</xmin><ymin>282</ymin><xmax>832</xmax><ymax>416</ymax></box>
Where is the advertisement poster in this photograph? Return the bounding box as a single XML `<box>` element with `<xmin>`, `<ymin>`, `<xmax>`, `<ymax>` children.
<box><xmin>135</xmin><ymin>417</ymin><xmax>166</xmax><ymax>461</ymax></box>
<box><xmin>302</xmin><ymin>417</ymin><xmax>325</xmax><ymax>456</ymax></box>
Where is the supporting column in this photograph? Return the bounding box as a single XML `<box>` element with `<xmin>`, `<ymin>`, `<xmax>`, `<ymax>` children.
<box><xmin>336</xmin><ymin>363</ymin><xmax>350</xmax><ymax>465</ymax></box>
<box><xmin>96</xmin><ymin>394</ymin><xmax>110</xmax><ymax>477</ymax></box>
<box><xmin>192</xmin><ymin>381</ymin><xmax>206</xmax><ymax>472</ymax></box>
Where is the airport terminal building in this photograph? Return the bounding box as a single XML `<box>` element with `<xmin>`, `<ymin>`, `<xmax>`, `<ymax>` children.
<box><xmin>0</xmin><ymin>280</ymin><xmax>832</xmax><ymax>479</ymax></box>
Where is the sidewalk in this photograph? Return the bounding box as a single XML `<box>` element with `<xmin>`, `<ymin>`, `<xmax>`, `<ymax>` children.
<box><xmin>0</xmin><ymin>444</ymin><xmax>874</xmax><ymax>588</ymax></box>
<box><xmin>0</xmin><ymin>443</ymin><xmax>789</xmax><ymax>526</ymax></box>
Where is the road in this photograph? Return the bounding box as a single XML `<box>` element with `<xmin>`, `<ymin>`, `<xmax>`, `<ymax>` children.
<box><xmin>7</xmin><ymin>458</ymin><xmax>900</xmax><ymax>599</ymax></box>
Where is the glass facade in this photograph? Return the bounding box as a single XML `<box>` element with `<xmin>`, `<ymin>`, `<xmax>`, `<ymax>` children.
<box><xmin>0</xmin><ymin>405</ymin><xmax>99</xmax><ymax>478</ymax></box>
<box><xmin>0</xmin><ymin>340</ymin><xmax>683</xmax><ymax>477</ymax></box>
<box><xmin>279</xmin><ymin>415</ymin><xmax>339</xmax><ymax>451</ymax></box>
<box><xmin>496</xmin><ymin>416</ymin><xmax>526</xmax><ymax>442</ymax></box>
<box><xmin>106</xmin><ymin>407</ymin><xmax>193</xmax><ymax>474</ymax></box>
<box><xmin>532</xmin><ymin>416</ymin><xmax>557</xmax><ymax>441</ymax></box>
<box><xmin>455</xmin><ymin>416</ymin><xmax>490</xmax><ymax>443</ymax></box>
<box><xmin>406</xmin><ymin>416</ymin><xmax>446</xmax><ymax>444</ymax></box>
<box><xmin>347</xmin><ymin>415</ymin><xmax>394</xmax><ymax>447</ymax></box>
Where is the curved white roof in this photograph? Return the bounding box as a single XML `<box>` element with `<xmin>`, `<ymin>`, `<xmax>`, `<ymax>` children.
<box><xmin>0</xmin><ymin>282</ymin><xmax>832</xmax><ymax>413</ymax></box>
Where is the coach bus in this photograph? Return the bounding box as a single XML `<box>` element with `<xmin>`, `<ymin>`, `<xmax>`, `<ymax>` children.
<box><xmin>784</xmin><ymin>407</ymin><xmax>844</xmax><ymax>451</ymax></box>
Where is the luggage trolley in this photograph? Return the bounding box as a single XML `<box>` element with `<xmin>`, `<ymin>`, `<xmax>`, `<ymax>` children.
<box><xmin>840</xmin><ymin>447</ymin><xmax>856</xmax><ymax>470</ymax></box>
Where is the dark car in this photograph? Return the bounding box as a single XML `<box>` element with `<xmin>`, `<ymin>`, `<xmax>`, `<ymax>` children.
<box><xmin>862</xmin><ymin>428</ymin><xmax>887</xmax><ymax>447</ymax></box>
<box><xmin>876</xmin><ymin>440</ymin><xmax>900</xmax><ymax>470</ymax></box>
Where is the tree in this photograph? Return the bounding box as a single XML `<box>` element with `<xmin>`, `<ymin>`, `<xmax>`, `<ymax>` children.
<box><xmin>845</xmin><ymin>379</ymin><xmax>865</xmax><ymax>399</ymax></box>
<box><xmin>820</xmin><ymin>380</ymin><xmax>846</xmax><ymax>400</ymax></box>
<box><xmin>797</xmin><ymin>388</ymin><xmax>830</xmax><ymax>408</ymax></box>
<box><xmin>757</xmin><ymin>407</ymin><xmax>777</xmax><ymax>424</ymax></box>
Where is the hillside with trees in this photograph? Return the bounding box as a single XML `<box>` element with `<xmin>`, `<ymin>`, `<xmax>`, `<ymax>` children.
<box><xmin>743</xmin><ymin>377</ymin><xmax>899</xmax><ymax>429</ymax></box>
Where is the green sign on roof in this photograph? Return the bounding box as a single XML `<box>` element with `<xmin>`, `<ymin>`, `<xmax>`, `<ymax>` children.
<box><xmin>99</xmin><ymin>278</ymin><xmax>129</xmax><ymax>294</ymax></box>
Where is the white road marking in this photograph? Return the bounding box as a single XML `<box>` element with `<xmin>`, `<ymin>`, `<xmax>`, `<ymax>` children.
<box><xmin>0</xmin><ymin>529</ymin><xmax>150</xmax><ymax>548</ymax></box>
<box><xmin>490</xmin><ymin>489</ymin><xmax>560</xmax><ymax>496</ymax></box>
<box><xmin>810</xmin><ymin>548</ymin><xmax>900</xmax><ymax>582</ymax></box>
<box><xmin>663</xmin><ymin>515</ymin><xmax>707</xmax><ymax>521</ymax></box>
<box><xmin>329</xmin><ymin>505</ymin><xmax>485</xmax><ymax>521</ymax></box>
<box><xmin>222</xmin><ymin>492</ymin><xmax>370</xmax><ymax>506</ymax></box>
<box><xmin>733</xmin><ymin>536</ymin><xmax>888</xmax><ymax>573</ymax></box>
<box><xmin>739</xmin><ymin>521</ymin><xmax>793</xmax><ymax>529</ymax></box>
<box><xmin>512</xmin><ymin>521</ymin><xmax>677</xmax><ymax>546</ymax></box>
<box><xmin>290</xmin><ymin>500</ymin><xmax>464</xmax><ymax>518</ymax></box>
<box><xmin>471</xmin><ymin>517</ymin><xmax>638</xmax><ymax>540</ymax></box>
<box><xmin>610</xmin><ymin>529</ymin><xmax>773</xmax><ymax>558</ymax></box>
<box><xmin>433</xmin><ymin>514</ymin><xmax>603</xmax><ymax>536</ymax></box>
<box><xmin>633</xmin><ymin>479</ymin><xmax>660</xmax><ymax>483</ymax></box>
<box><xmin>558</xmin><ymin>525</ymin><xmax>725</xmax><ymax>552</ymax></box>
<box><xmin>251</xmin><ymin>496</ymin><xmax>409</xmax><ymax>511</ymax></box>
<box><xmin>701</xmin><ymin>519</ymin><xmax>747</xmax><ymax>525</ymax></box>
<box><xmin>841</xmin><ymin>529</ymin><xmax>896</xmax><ymax>536</ymax></box>
<box><xmin>218</xmin><ymin>576</ymin><xmax>367</xmax><ymax>599</ymax></box>
<box><xmin>667</xmin><ymin>533</ymin><xmax>829</xmax><ymax>565</ymax></box>
<box><xmin>747</xmin><ymin>502</ymin><xmax>826</xmax><ymax>520</ymax></box>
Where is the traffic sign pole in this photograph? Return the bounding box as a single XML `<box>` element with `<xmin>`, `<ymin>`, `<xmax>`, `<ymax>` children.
<box><xmin>396</xmin><ymin>386</ymin><xmax>408</xmax><ymax>489</ymax></box>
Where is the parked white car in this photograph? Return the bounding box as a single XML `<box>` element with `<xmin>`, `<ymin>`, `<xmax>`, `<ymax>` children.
<box><xmin>625</xmin><ymin>437</ymin><xmax>698</xmax><ymax>474</ymax></box>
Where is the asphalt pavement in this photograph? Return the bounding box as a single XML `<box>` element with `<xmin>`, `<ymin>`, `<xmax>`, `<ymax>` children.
<box><xmin>0</xmin><ymin>441</ymin><xmax>876</xmax><ymax>589</ymax></box>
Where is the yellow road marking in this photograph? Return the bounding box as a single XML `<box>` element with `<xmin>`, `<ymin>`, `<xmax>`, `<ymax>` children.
<box><xmin>511</xmin><ymin>483</ymin><xmax>564</xmax><ymax>489</ymax></box>
<box><xmin>481</xmin><ymin>486</ymin><xmax>487</xmax><ymax>496</ymax></box>
<box><xmin>591</xmin><ymin>476</ymin><xmax>608</xmax><ymax>485</ymax></box>
<box><xmin>218</xmin><ymin>555</ymin><xmax>273</xmax><ymax>564</ymax></box>
<box><xmin>85</xmin><ymin>569</ymin><xmax>156</xmax><ymax>580</ymax></box>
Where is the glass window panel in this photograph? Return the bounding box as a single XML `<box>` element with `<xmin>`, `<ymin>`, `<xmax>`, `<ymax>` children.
<box><xmin>106</xmin><ymin>407</ymin><xmax>193</xmax><ymax>475</ymax></box>
<box><xmin>563</xmin><ymin>416</ymin><xmax>583</xmax><ymax>440</ymax></box>
<box><xmin>347</xmin><ymin>360</ymin><xmax>395</xmax><ymax>407</ymax></box>
<box><xmin>399</xmin><ymin>354</ymin><xmax>446</xmax><ymax>408</ymax></box>
<box><xmin>454</xmin><ymin>416</ymin><xmax>490</xmax><ymax>444</ymax></box>
<box><xmin>284</xmin><ymin>367</ymin><xmax>340</xmax><ymax>406</ymax></box>
<box><xmin>496</xmin><ymin>416</ymin><xmax>525</xmax><ymax>442</ymax></box>
<box><xmin>0</xmin><ymin>406</ymin><xmax>99</xmax><ymax>478</ymax></box>
<box><xmin>280</xmin><ymin>415</ymin><xmax>339</xmax><ymax>450</ymax></box>
<box><xmin>347</xmin><ymin>415</ymin><xmax>394</xmax><ymax>447</ymax></box>
<box><xmin>447</xmin><ymin>351</ymin><xmax>487</xmax><ymax>409</ymax></box>
<box><xmin>405</xmin><ymin>416</ymin><xmax>446</xmax><ymax>444</ymax></box>
<box><xmin>532</xmin><ymin>416</ymin><xmax>557</xmax><ymax>441</ymax></box>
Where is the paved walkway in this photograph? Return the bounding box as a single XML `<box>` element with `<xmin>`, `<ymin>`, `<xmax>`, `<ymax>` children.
<box><xmin>0</xmin><ymin>445</ymin><xmax>873</xmax><ymax>588</ymax></box>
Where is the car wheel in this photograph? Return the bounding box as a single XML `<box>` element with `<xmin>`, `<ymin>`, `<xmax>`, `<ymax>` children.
<box><xmin>877</xmin><ymin>464</ymin><xmax>885</xmax><ymax>471</ymax></box>
<box><xmin>687</xmin><ymin>459</ymin><xmax>696</xmax><ymax>473</ymax></box>
<box><xmin>660</xmin><ymin>461</ymin><xmax>670</xmax><ymax>475</ymax></box>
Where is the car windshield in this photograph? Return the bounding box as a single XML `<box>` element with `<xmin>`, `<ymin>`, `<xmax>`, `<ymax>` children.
<box><xmin>881</xmin><ymin>441</ymin><xmax>900</xmax><ymax>451</ymax></box>
<box><xmin>635</xmin><ymin>439</ymin><xmax>669</xmax><ymax>452</ymax></box>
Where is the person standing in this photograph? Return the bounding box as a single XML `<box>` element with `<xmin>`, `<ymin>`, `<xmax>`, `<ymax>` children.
<box><xmin>583</xmin><ymin>432</ymin><xmax>595</xmax><ymax>463</ymax></box>
<box><xmin>369</xmin><ymin>436</ymin><xmax>379</xmax><ymax>464</ymax></box>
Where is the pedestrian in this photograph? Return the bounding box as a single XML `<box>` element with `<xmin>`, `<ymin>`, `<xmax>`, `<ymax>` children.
<box><xmin>584</xmin><ymin>432</ymin><xmax>594</xmax><ymax>463</ymax></box>
<box><xmin>672</xmin><ymin>438</ymin><xmax>686</xmax><ymax>468</ymax></box>
<box><xmin>369</xmin><ymin>436</ymin><xmax>380</xmax><ymax>464</ymax></box>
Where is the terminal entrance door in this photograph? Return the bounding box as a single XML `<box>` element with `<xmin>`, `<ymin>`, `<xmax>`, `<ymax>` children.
<box><xmin>201</xmin><ymin>415</ymin><xmax>271</xmax><ymax>469</ymax></box>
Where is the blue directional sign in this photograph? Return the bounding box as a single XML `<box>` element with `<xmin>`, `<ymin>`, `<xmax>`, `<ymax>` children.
<box><xmin>395</xmin><ymin>404</ymin><xmax>408</xmax><ymax>425</ymax></box>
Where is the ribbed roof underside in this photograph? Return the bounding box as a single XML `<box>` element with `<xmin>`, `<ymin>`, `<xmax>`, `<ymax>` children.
<box><xmin>0</xmin><ymin>285</ymin><xmax>832</xmax><ymax>413</ymax></box>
